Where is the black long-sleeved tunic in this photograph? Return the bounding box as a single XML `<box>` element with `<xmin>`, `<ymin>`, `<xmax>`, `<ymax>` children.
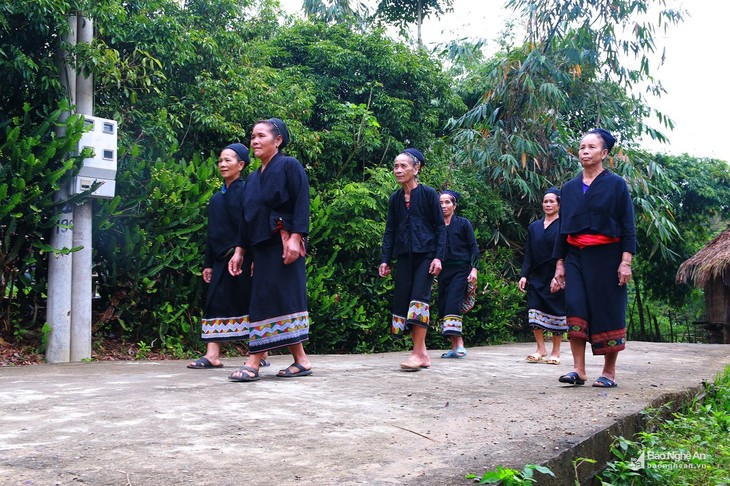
<box><xmin>553</xmin><ymin>169</ymin><xmax>636</xmax><ymax>259</ymax></box>
<box><xmin>239</xmin><ymin>152</ymin><xmax>310</xmax><ymax>248</ymax></box>
<box><xmin>205</xmin><ymin>177</ymin><xmax>245</xmax><ymax>268</ymax></box>
<box><xmin>380</xmin><ymin>184</ymin><xmax>446</xmax><ymax>264</ymax></box>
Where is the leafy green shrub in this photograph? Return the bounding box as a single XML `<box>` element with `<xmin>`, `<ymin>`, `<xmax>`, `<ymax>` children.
<box><xmin>0</xmin><ymin>101</ymin><xmax>88</xmax><ymax>337</ymax></box>
<box><xmin>93</xmin><ymin>148</ymin><xmax>215</xmax><ymax>347</ymax></box>
<box><xmin>467</xmin><ymin>464</ymin><xmax>555</xmax><ymax>485</ymax></box>
<box><xmin>305</xmin><ymin>168</ymin><xmax>400</xmax><ymax>353</ymax></box>
<box><xmin>599</xmin><ymin>366</ymin><xmax>730</xmax><ymax>485</ymax></box>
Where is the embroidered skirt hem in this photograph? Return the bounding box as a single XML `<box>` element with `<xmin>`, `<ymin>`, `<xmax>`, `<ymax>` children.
<box><xmin>528</xmin><ymin>309</ymin><xmax>567</xmax><ymax>333</ymax></box>
<box><xmin>248</xmin><ymin>311</ymin><xmax>310</xmax><ymax>354</ymax></box>
<box><xmin>201</xmin><ymin>314</ymin><xmax>249</xmax><ymax>342</ymax></box>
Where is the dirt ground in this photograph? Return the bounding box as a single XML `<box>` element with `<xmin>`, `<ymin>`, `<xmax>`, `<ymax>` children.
<box><xmin>0</xmin><ymin>341</ymin><xmax>728</xmax><ymax>486</ymax></box>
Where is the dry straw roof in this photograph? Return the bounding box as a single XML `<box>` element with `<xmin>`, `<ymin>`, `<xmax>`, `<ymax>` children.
<box><xmin>676</xmin><ymin>224</ymin><xmax>730</xmax><ymax>287</ymax></box>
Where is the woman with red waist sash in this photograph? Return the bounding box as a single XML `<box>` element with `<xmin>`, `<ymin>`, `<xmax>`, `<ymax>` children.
<box><xmin>551</xmin><ymin>128</ymin><xmax>636</xmax><ymax>388</ymax></box>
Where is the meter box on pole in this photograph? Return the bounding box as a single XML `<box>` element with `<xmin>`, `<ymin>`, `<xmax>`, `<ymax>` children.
<box><xmin>72</xmin><ymin>115</ymin><xmax>118</xmax><ymax>199</ymax></box>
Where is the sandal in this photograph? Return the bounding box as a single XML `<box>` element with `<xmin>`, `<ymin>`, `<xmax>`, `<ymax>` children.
<box><xmin>526</xmin><ymin>352</ymin><xmax>546</xmax><ymax>363</ymax></box>
<box><xmin>558</xmin><ymin>371</ymin><xmax>586</xmax><ymax>385</ymax></box>
<box><xmin>187</xmin><ymin>357</ymin><xmax>223</xmax><ymax>369</ymax></box>
<box><xmin>276</xmin><ymin>363</ymin><xmax>312</xmax><ymax>378</ymax></box>
<box><xmin>441</xmin><ymin>347</ymin><xmax>467</xmax><ymax>359</ymax></box>
<box><xmin>593</xmin><ymin>376</ymin><xmax>618</xmax><ymax>388</ymax></box>
<box><xmin>545</xmin><ymin>355</ymin><xmax>561</xmax><ymax>365</ymax></box>
<box><xmin>228</xmin><ymin>366</ymin><xmax>260</xmax><ymax>382</ymax></box>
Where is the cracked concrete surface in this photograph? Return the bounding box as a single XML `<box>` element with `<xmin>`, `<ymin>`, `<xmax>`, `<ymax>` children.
<box><xmin>0</xmin><ymin>341</ymin><xmax>728</xmax><ymax>485</ymax></box>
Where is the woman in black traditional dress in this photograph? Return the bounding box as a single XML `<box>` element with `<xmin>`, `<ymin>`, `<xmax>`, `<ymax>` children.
<box><xmin>188</xmin><ymin>143</ymin><xmax>256</xmax><ymax>369</ymax></box>
<box><xmin>553</xmin><ymin>128</ymin><xmax>636</xmax><ymax>388</ymax></box>
<box><xmin>379</xmin><ymin>148</ymin><xmax>445</xmax><ymax>371</ymax></box>
<box><xmin>437</xmin><ymin>190</ymin><xmax>478</xmax><ymax>359</ymax></box>
<box><xmin>518</xmin><ymin>187</ymin><xmax>567</xmax><ymax>365</ymax></box>
<box><xmin>228</xmin><ymin>119</ymin><xmax>312</xmax><ymax>382</ymax></box>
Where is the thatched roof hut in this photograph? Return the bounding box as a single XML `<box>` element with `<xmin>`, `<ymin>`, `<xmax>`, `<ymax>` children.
<box><xmin>677</xmin><ymin>224</ymin><xmax>730</xmax><ymax>343</ymax></box>
<box><xmin>677</xmin><ymin>225</ymin><xmax>730</xmax><ymax>287</ymax></box>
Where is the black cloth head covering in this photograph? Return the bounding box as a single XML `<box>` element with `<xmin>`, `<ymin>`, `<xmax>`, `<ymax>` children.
<box><xmin>224</xmin><ymin>143</ymin><xmax>250</xmax><ymax>166</ymax></box>
<box><xmin>544</xmin><ymin>186</ymin><xmax>560</xmax><ymax>198</ymax></box>
<box><xmin>588</xmin><ymin>128</ymin><xmax>616</xmax><ymax>152</ymax></box>
<box><xmin>268</xmin><ymin>118</ymin><xmax>290</xmax><ymax>149</ymax></box>
<box><xmin>402</xmin><ymin>148</ymin><xmax>425</xmax><ymax>167</ymax></box>
<box><xmin>440</xmin><ymin>189</ymin><xmax>460</xmax><ymax>205</ymax></box>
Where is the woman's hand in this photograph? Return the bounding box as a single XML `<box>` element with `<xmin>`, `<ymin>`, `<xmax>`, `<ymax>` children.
<box><xmin>551</xmin><ymin>259</ymin><xmax>565</xmax><ymax>293</ymax></box>
<box><xmin>228</xmin><ymin>247</ymin><xmax>245</xmax><ymax>276</ymax></box>
<box><xmin>429</xmin><ymin>258</ymin><xmax>442</xmax><ymax>276</ymax></box>
<box><xmin>202</xmin><ymin>267</ymin><xmax>213</xmax><ymax>283</ymax></box>
<box><xmin>618</xmin><ymin>262</ymin><xmax>632</xmax><ymax>286</ymax></box>
<box><xmin>282</xmin><ymin>232</ymin><xmax>304</xmax><ymax>265</ymax></box>
<box><xmin>518</xmin><ymin>277</ymin><xmax>527</xmax><ymax>292</ymax></box>
<box><xmin>468</xmin><ymin>268</ymin><xmax>478</xmax><ymax>285</ymax></box>
<box><xmin>379</xmin><ymin>263</ymin><xmax>391</xmax><ymax>278</ymax></box>
<box><xmin>617</xmin><ymin>252</ymin><xmax>632</xmax><ymax>286</ymax></box>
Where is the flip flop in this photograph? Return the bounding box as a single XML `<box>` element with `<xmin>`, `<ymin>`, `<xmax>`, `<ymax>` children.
<box><xmin>187</xmin><ymin>357</ymin><xmax>223</xmax><ymax>369</ymax></box>
<box><xmin>593</xmin><ymin>376</ymin><xmax>618</xmax><ymax>388</ymax></box>
<box><xmin>526</xmin><ymin>352</ymin><xmax>546</xmax><ymax>363</ymax></box>
<box><xmin>228</xmin><ymin>365</ymin><xmax>260</xmax><ymax>382</ymax></box>
<box><xmin>545</xmin><ymin>355</ymin><xmax>561</xmax><ymax>365</ymax></box>
<box><xmin>276</xmin><ymin>363</ymin><xmax>312</xmax><ymax>378</ymax></box>
<box><xmin>558</xmin><ymin>371</ymin><xmax>586</xmax><ymax>385</ymax></box>
<box><xmin>441</xmin><ymin>348</ymin><xmax>467</xmax><ymax>359</ymax></box>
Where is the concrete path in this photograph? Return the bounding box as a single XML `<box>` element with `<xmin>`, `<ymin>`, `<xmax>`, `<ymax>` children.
<box><xmin>1</xmin><ymin>342</ymin><xmax>728</xmax><ymax>486</ymax></box>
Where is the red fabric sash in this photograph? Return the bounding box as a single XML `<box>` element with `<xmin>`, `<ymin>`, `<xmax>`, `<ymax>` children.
<box><xmin>567</xmin><ymin>233</ymin><xmax>620</xmax><ymax>249</ymax></box>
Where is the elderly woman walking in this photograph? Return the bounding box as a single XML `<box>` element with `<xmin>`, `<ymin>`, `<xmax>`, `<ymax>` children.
<box><xmin>437</xmin><ymin>189</ymin><xmax>478</xmax><ymax>359</ymax></box>
<box><xmin>552</xmin><ymin>128</ymin><xmax>636</xmax><ymax>388</ymax></box>
<box><xmin>518</xmin><ymin>187</ymin><xmax>567</xmax><ymax>365</ymax></box>
<box><xmin>379</xmin><ymin>148</ymin><xmax>445</xmax><ymax>371</ymax></box>
<box><xmin>228</xmin><ymin>118</ymin><xmax>312</xmax><ymax>382</ymax></box>
<box><xmin>188</xmin><ymin>143</ymin><xmax>257</xmax><ymax>370</ymax></box>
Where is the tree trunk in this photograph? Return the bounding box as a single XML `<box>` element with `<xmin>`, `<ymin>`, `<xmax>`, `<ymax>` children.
<box><xmin>634</xmin><ymin>275</ymin><xmax>646</xmax><ymax>341</ymax></box>
<box><xmin>417</xmin><ymin>0</ymin><xmax>423</xmax><ymax>48</ymax></box>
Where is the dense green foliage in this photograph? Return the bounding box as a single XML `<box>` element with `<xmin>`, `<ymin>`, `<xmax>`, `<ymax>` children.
<box><xmin>1</xmin><ymin>0</ymin><xmax>729</xmax><ymax>357</ymax></box>
<box><xmin>0</xmin><ymin>102</ymin><xmax>90</xmax><ymax>335</ymax></box>
<box><xmin>599</xmin><ymin>365</ymin><xmax>730</xmax><ymax>485</ymax></box>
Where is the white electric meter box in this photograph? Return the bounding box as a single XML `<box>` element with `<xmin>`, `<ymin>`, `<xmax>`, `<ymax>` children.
<box><xmin>72</xmin><ymin>115</ymin><xmax>118</xmax><ymax>199</ymax></box>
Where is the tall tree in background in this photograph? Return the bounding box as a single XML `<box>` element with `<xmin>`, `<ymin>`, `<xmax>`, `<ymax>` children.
<box><xmin>302</xmin><ymin>0</ymin><xmax>370</xmax><ymax>27</ymax></box>
<box><xmin>448</xmin><ymin>0</ymin><xmax>685</xmax><ymax>254</ymax></box>
<box><xmin>375</xmin><ymin>0</ymin><xmax>453</xmax><ymax>47</ymax></box>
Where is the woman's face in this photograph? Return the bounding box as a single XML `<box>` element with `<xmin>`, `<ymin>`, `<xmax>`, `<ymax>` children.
<box><xmin>250</xmin><ymin>122</ymin><xmax>280</xmax><ymax>163</ymax></box>
<box><xmin>217</xmin><ymin>148</ymin><xmax>244</xmax><ymax>184</ymax></box>
<box><xmin>439</xmin><ymin>194</ymin><xmax>456</xmax><ymax>219</ymax></box>
<box><xmin>542</xmin><ymin>193</ymin><xmax>559</xmax><ymax>217</ymax></box>
<box><xmin>579</xmin><ymin>133</ymin><xmax>608</xmax><ymax>169</ymax></box>
<box><xmin>393</xmin><ymin>154</ymin><xmax>419</xmax><ymax>185</ymax></box>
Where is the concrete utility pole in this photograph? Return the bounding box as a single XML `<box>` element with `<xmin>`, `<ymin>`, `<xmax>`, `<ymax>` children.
<box><xmin>45</xmin><ymin>15</ymin><xmax>78</xmax><ymax>364</ymax></box>
<box><xmin>71</xmin><ymin>14</ymin><xmax>94</xmax><ymax>361</ymax></box>
<box><xmin>46</xmin><ymin>13</ymin><xmax>95</xmax><ymax>363</ymax></box>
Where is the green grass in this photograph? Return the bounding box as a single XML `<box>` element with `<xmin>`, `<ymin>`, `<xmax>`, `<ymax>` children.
<box><xmin>468</xmin><ymin>366</ymin><xmax>730</xmax><ymax>485</ymax></box>
<box><xmin>599</xmin><ymin>365</ymin><xmax>730</xmax><ymax>485</ymax></box>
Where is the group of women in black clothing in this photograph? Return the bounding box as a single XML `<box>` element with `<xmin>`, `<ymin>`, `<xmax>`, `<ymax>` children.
<box><xmin>378</xmin><ymin>149</ymin><xmax>479</xmax><ymax>370</ymax></box>
<box><xmin>520</xmin><ymin>128</ymin><xmax>635</xmax><ymax>388</ymax></box>
<box><xmin>188</xmin><ymin>118</ymin><xmax>312</xmax><ymax>381</ymax></box>
<box><xmin>189</xmin><ymin>122</ymin><xmax>635</xmax><ymax>388</ymax></box>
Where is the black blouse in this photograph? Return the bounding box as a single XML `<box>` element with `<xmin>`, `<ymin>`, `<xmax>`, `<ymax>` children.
<box><xmin>553</xmin><ymin>169</ymin><xmax>636</xmax><ymax>259</ymax></box>
<box><xmin>380</xmin><ymin>184</ymin><xmax>446</xmax><ymax>264</ymax></box>
<box><xmin>240</xmin><ymin>152</ymin><xmax>310</xmax><ymax>248</ymax></box>
<box><xmin>206</xmin><ymin>177</ymin><xmax>245</xmax><ymax>268</ymax></box>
